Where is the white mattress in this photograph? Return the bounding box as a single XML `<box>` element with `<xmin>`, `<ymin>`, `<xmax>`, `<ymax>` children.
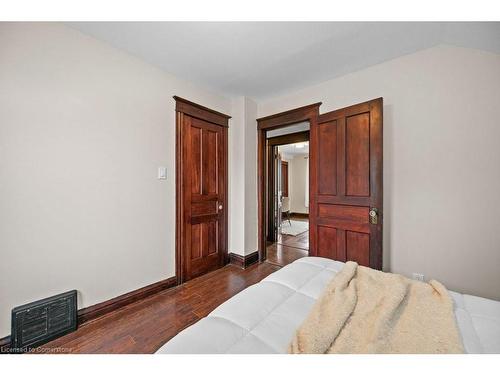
<box><xmin>157</xmin><ymin>257</ymin><xmax>500</xmax><ymax>354</ymax></box>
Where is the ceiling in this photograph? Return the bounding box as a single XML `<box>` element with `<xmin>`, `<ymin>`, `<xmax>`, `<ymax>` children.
<box><xmin>279</xmin><ymin>142</ymin><xmax>309</xmax><ymax>156</ymax></box>
<box><xmin>68</xmin><ymin>22</ymin><xmax>500</xmax><ymax>100</ymax></box>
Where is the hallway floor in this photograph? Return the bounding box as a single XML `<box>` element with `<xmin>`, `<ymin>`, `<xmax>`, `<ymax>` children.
<box><xmin>266</xmin><ymin>216</ymin><xmax>309</xmax><ymax>267</ymax></box>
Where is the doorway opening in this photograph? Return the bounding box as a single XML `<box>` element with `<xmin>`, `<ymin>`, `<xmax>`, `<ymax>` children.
<box><xmin>257</xmin><ymin>103</ymin><xmax>321</xmax><ymax>266</ymax></box>
<box><xmin>266</xmin><ymin>130</ymin><xmax>310</xmax><ymax>266</ymax></box>
<box><xmin>257</xmin><ymin>99</ymin><xmax>383</xmax><ymax>270</ymax></box>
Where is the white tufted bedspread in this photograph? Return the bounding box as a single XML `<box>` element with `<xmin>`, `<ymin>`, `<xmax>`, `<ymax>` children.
<box><xmin>157</xmin><ymin>257</ymin><xmax>500</xmax><ymax>354</ymax></box>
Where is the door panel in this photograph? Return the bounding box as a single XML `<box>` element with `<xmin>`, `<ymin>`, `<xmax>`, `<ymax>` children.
<box><xmin>191</xmin><ymin>127</ymin><xmax>202</xmax><ymax>195</ymax></box>
<box><xmin>191</xmin><ymin>201</ymin><xmax>218</xmax><ymax>216</ymax></box>
<box><xmin>317</xmin><ymin>226</ymin><xmax>337</xmax><ymax>259</ymax></box>
<box><xmin>207</xmin><ymin>221</ymin><xmax>217</xmax><ymax>255</ymax></box>
<box><xmin>318</xmin><ymin>122</ymin><xmax>337</xmax><ymax>195</ymax></box>
<box><xmin>318</xmin><ymin>204</ymin><xmax>369</xmax><ymax>223</ymax></box>
<box><xmin>202</xmin><ymin>129</ymin><xmax>218</xmax><ymax>195</ymax></box>
<box><xmin>346</xmin><ymin>113</ymin><xmax>370</xmax><ymax>197</ymax></box>
<box><xmin>191</xmin><ymin>224</ymin><xmax>202</xmax><ymax>260</ymax></box>
<box><xmin>346</xmin><ymin>231</ymin><xmax>370</xmax><ymax>266</ymax></box>
<box><xmin>310</xmin><ymin>98</ymin><xmax>383</xmax><ymax>269</ymax></box>
<box><xmin>181</xmin><ymin>114</ymin><xmax>227</xmax><ymax>281</ymax></box>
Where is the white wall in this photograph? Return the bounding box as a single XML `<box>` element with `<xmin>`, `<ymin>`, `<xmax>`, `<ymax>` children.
<box><xmin>0</xmin><ymin>23</ymin><xmax>232</xmax><ymax>337</ymax></box>
<box><xmin>228</xmin><ymin>97</ymin><xmax>246</xmax><ymax>255</ymax></box>
<box><xmin>288</xmin><ymin>155</ymin><xmax>309</xmax><ymax>214</ymax></box>
<box><xmin>229</xmin><ymin>96</ymin><xmax>258</xmax><ymax>256</ymax></box>
<box><xmin>243</xmin><ymin>97</ymin><xmax>258</xmax><ymax>254</ymax></box>
<box><xmin>258</xmin><ymin>45</ymin><xmax>500</xmax><ymax>301</ymax></box>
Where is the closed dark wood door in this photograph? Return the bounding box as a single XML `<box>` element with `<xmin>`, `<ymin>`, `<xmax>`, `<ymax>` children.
<box><xmin>309</xmin><ymin>98</ymin><xmax>383</xmax><ymax>269</ymax></box>
<box><xmin>181</xmin><ymin>114</ymin><xmax>227</xmax><ymax>281</ymax></box>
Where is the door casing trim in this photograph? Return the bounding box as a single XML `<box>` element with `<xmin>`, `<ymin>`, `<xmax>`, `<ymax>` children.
<box><xmin>266</xmin><ymin>131</ymin><xmax>310</xmax><ymax>244</ymax></box>
<box><xmin>256</xmin><ymin>103</ymin><xmax>322</xmax><ymax>262</ymax></box>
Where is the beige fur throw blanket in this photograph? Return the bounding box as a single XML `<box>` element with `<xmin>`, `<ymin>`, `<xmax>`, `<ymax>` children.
<box><xmin>289</xmin><ymin>262</ymin><xmax>464</xmax><ymax>354</ymax></box>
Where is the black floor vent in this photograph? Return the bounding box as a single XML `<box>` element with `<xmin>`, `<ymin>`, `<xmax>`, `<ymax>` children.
<box><xmin>11</xmin><ymin>290</ymin><xmax>77</xmax><ymax>350</ymax></box>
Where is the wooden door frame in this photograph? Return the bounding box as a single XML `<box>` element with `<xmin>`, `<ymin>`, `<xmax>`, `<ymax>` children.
<box><xmin>266</xmin><ymin>131</ymin><xmax>310</xmax><ymax>244</ymax></box>
<box><xmin>257</xmin><ymin>103</ymin><xmax>322</xmax><ymax>262</ymax></box>
<box><xmin>174</xmin><ymin>96</ymin><xmax>231</xmax><ymax>284</ymax></box>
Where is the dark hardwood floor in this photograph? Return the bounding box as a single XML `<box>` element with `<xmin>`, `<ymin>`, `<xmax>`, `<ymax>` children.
<box><xmin>266</xmin><ymin>217</ymin><xmax>309</xmax><ymax>267</ymax></box>
<box><xmin>266</xmin><ymin>243</ymin><xmax>309</xmax><ymax>267</ymax></box>
<box><xmin>37</xmin><ymin>219</ymin><xmax>309</xmax><ymax>354</ymax></box>
<box><xmin>277</xmin><ymin>230</ymin><xmax>309</xmax><ymax>249</ymax></box>
<box><xmin>40</xmin><ymin>262</ymin><xmax>279</xmax><ymax>354</ymax></box>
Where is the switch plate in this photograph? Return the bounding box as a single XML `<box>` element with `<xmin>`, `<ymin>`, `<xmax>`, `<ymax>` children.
<box><xmin>158</xmin><ymin>167</ymin><xmax>167</xmax><ymax>180</ymax></box>
<box><xmin>412</xmin><ymin>273</ymin><xmax>425</xmax><ymax>282</ymax></box>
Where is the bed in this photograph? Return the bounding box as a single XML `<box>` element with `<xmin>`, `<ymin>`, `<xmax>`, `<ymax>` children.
<box><xmin>156</xmin><ymin>257</ymin><xmax>500</xmax><ymax>354</ymax></box>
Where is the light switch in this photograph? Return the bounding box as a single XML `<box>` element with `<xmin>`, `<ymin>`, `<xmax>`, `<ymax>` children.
<box><xmin>158</xmin><ymin>167</ymin><xmax>167</xmax><ymax>180</ymax></box>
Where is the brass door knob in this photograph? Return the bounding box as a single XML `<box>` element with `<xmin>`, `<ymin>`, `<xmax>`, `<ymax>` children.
<box><xmin>369</xmin><ymin>208</ymin><xmax>378</xmax><ymax>225</ymax></box>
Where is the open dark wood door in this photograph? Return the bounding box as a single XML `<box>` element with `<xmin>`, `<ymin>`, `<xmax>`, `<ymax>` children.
<box><xmin>275</xmin><ymin>150</ymin><xmax>283</xmax><ymax>240</ymax></box>
<box><xmin>175</xmin><ymin>97</ymin><xmax>229</xmax><ymax>282</ymax></box>
<box><xmin>309</xmin><ymin>98</ymin><xmax>383</xmax><ymax>269</ymax></box>
<box><xmin>281</xmin><ymin>161</ymin><xmax>289</xmax><ymax>198</ymax></box>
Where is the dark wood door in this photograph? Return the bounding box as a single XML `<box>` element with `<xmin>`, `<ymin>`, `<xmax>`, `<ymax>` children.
<box><xmin>281</xmin><ymin>161</ymin><xmax>289</xmax><ymax>197</ymax></box>
<box><xmin>309</xmin><ymin>98</ymin><xmax>383</xmax><ymax>269</ymax></box>
<box><xmin>175</xmin><ymin>96</ymin><xmax>229</xmax><ymax>283</ymax></box>
<box><xmin>182</xmin><ymin>115</ymin><xmax>226</xmax><ymax>280</ymax></box>
<box><xmin>276</xmin><ymin>151</ymin><xmax>283</xmax><ymax>238</ymax></box>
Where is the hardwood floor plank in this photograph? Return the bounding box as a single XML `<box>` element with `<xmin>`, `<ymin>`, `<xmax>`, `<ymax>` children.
<box><xmin>267</xmin><ymin>219</ymin><xmax>310</xmax><ymax>267</ymax></box>
<box><xmin>266</xmin><ymin>244</ymin><xmax>309</xmax><ymax>267</ymax></box>
<box><xmin>40</xmin><ymin>262</ymin><xmax>279</xmax><ymax>354</ymax></box>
